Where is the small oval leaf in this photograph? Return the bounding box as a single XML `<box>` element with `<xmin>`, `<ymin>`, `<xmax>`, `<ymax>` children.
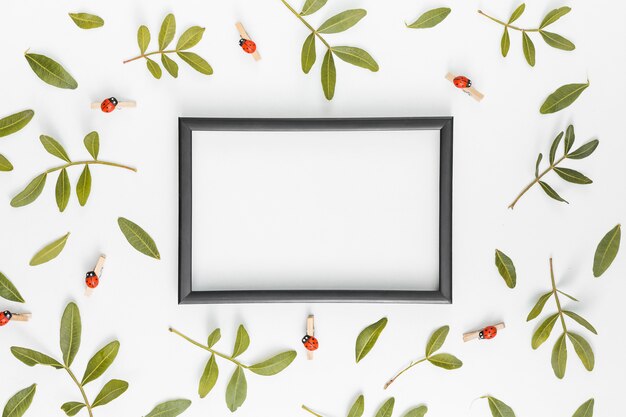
<box><xmin>406</xmin><ymin>8</ymin><xmax>451</xmax><ymax>29</ymax></box>
<box><xmin>540</xmin><ymin>31</ymin><xmax>575</xmax><ymax>51</ymax></box>
<box><xmin>300</xmin><ymin>0</ymin><xmax>328</xmax><ymax>16</ymax></box>
<box><xmin>301</xmin><ymin>33</ymin><xmax>317</xmax><ymax>74</ymax></box>
<box><xmin>3</xmin><ymin>384</ymin><xmax>37</xmax><ymax>417</ymax></box>
<box><xmin>69</xmin><ymin>13</ymin><xmax>104</xmax><ymax>30</ymax></box>
<box><xmin>527</xmin><ymin>292</ymin><xmax>553</xmax><ymax>322</ymax></box>
<box><xmin>567</xmin><ymin>332</ymin><xmax>594</xmax><ymax>371</ymax></box>
<box><xmin>177</xmin><ymin>52</ymin><xmax>213</xmax><ymax>75</ymax></box>
<box><xmin>532</xmin><ymin>312</ymin><xmax>559</xmax><ymax>349</ymax></box>
<box><xmin>549</xmin><ymin>132</ymin><xmax>564</xmax><ymax>164</ymax></box>
<box><xmin>553</xmin><ymin>167</ymin><xmax>592</xmax><ymax>184</ymax></box>
<box><xmin>0</xmin><ymin>272</ymin><xmax>25</xmax><ymax>303</ymax></box>
<box><xmin>355</xmin><ymin>317</ymin><xmax>387</xmax><ymax>363</ymax></box>
<box><xmin>563</xmin><ymin>311</ymin><xmax>597</xmax><ymax>335</ymax></box>
<box><xmin>0</xmin><ymin>155</ymin><xmax>13</xmax><ymax>171</ymax></box>
<box><xmin>118</xmin><ymin>217</ymin><xmax>161</xmax><ymax>259</ymax></box>
<box><xmin>76</xmin><ymin>165</ymin><xmax>92</xmax><ymax>206</ymax></box>
<box><xmin>593</xmin><ymin>224</ymin><xmax>620</xmax><ymax>277</ymax></box>
<box><xmin>84</xmin><ymin>131</ymin><xmax>99</xmax><ymax>160</ymax></box>
<box><xmin>540</xmin><ymin>7</ymin><xmax>571</xmax><ymax>29</ymax></box>
<box><xmin>25</xmin><ymin>53</ymin><xmax>77</xmax><ymax>89</ymax></box>
<box><xmin>60</xmin><ymin>302</ymin><xmax>81</xmax><ymax>367</ymax></box>
<box><xmin>403</xmin><ymin>406</ymin><xmax>428</xmax><ymax>417</ymax></box>
<box><xmin>486</xmin><ymin>396</ymin><xmax>516</xmax><ymax>417</ymax></box>
<box><xmin>321</xmin><ymin>49</ymin><xmax>336</xmax><ymax>100</ymax></box>
<box><xmin>427</xmin><ymin>353</ymin><xmax>463</xmax><ymax>370</ymax></box>
<box><xmin>145</xmin><ymin>400</ymin><xmax>192</xmax><ymax>417</ymax></box>
<box><xmin>137</xmin><ymin>25</ymin><xmax>151</xmax><ymax>54</ymax></box>
<box><xmin>232</xmin><ymin>325</ymin><xmax>250</xmax><ymax>358</ymax></box>
<box><xmin>567</xmin><ymin>140</ymin><xmax>599</xmax><ymax>160</ymax></box>
<box><xmin>495</xmin><ymin>249</ymin><xmax>516</xmax><ymax>288</ymax></box>
<box><xmin>540</xmin><ymin>81</ymin><xmax>590</xmax><ymax>114</ymax></box>
<box><xmin>508</xmin><ymin>3</ymin><xmax>525</xmax><ymax>24</ymax></box>
<box><xmin>30</xmin><ymin>232</ymin><xmax>70</xmax><ymax>266</ymax></box>
<box><xmin>207</xmin><ymin>328</ymin><xmax>221</xmax><ymax>348</ymax></box>
<box><xmin>11</xmin><ymin>174</ymin><xmax>47</xmax><ymax>207</ymax></box>
<box><xmin>146</xmin><ymin>58</ymin><xmax>162</xmax><ymax>79</ymax></box>
<box><xmin>551</xmin><ymin>333</ymin><xmax>568</xmax><ymax>379</ymax></box>
<box><xmin>248</xmin><ymin>350</ymin><xmax>296</xmax><ymax>376</ymax></box>
<box><xmin>198</xmin><ymin>354</ymin><xmax>218</xmax><ymax>398</ymax></box>
<box><xmin>318</xmin><ymin>9</ymin><xmax>366</xmax><ymax>34</ymax></box>
<box><xmin>162</xmin><ymin>54</ymin><xmax>179</xmax><ymax>78</ymax></box>
<box><xmin>10</xmin><ymin>347</ymin><xmax>63</xmax><ymax>369</ymax></box>
<box><xmin>177</xmin><ymin>26</ymin><xmax>205</xmax><ymax>50</ymax></box>
<box><xmin>539</xmin><ymin>181</ymin><xmax>568</xmax><ymax>204</ymax></box>
<box><xmin>61</xmin><ymin>402</ymin><xmax>85</xmax><ymax>417</ymax></box>
<box><xmin>0</xmin><ymin>110</ymin><xmax>34</xmax><ymax>138</ymax></box>
<box><xmin>55</xmin><ymin>169</ymin><xmax>70</xmax><ymax>212</ymax></box>
<box><xmin>375</xmin><ymin>398</ymin><xmax>395</xmax><ymax>417</ymax></box>
<box><xmin>81</xmin><ymin>340</ymin><xmax>120</xmax><ymax>385</ymax></box>
<box><xmin>425</xmin><ymin>325</ymin><xmax>449</xmax><ymax>357</ymax></box>
<box><xmin>572</xmin><ymin>399</ymin><xmax>594</xmax><ymax>417</ymax></box>
<box><xmin>522</xmin><ymin>32</ymin><xmax>535</xmax><ymax>67</ymax></box>
<box><xmin>331</xmin><ymin>46</ymin><xmax>378</xmax><ymax>71</ymax></box>
<box><xmin>158</xmin><ymin>14</ymin><xmax>176</xmax><ymax>50</ymax></box>
<box><xmin>92</xmin><ymin>379</ymin><xmax>128</xmax><ymax>407</ymax></box>
<box><xmin>347</xmin><ymin>395</ymin><xmax>365</xmax><ymax>417</ymax></box>
<box><xmin>501</xmin><ymin>28</ymin><xmax>510</xmax><ymax>57</ymax></box>
<box><xmin>40</xmin><ymin>135</ymin><xmax>70</xmax><ymax>162</ymax></box>
<box><xmin>225</xmin><ymin>366</ymin><xmax>247</xmax><ymax>412</ymax></box>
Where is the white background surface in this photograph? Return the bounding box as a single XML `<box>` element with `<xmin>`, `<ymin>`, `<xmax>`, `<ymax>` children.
<box><xmin>0</xmin><ymin>0</ymin><xmax>624</xmax><ymax>416</ymax></box>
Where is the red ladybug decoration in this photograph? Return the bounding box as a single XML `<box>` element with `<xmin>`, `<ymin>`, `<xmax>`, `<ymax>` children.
<box><xmin>0</xmin><ymin>310</ymin><xmax>13</xmax><ymax>326</ymax></box>
<box><xmin>85</xmin><ymin>271</ymin><xmax>99</xmax><ymax>289</ymax></box>
<box><xmin>100</xmin><ymin>97</ymin><xmax>119</xmax><ymax>113</ymax></box>
<box><xmin>302</xmin><ymin>335</ymin><xmax>319</xmax><ymax>351</ymax></box>
<box><xmin>479</xmin><ymin>326</ymin><xmax>498</xmax><ymax>340</ymax></box>
<box><xmin>239</xmin><ymin>38</ymin><xmax>257</xmax><ymax>54</ymax></box>
<box><xmin>453</xmin><ymin>76</ymin><xmax>472</xmax><ymax>89</ymax></box>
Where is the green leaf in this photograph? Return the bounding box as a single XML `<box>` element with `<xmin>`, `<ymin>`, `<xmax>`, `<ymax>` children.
<box><xmin>534</xmin><ymin>153</ymin><xmax>542</xmax><ymax>178</ymax></box>
<box><xmin>403</xmin><ymin>406</ymin><xmax>428</xmax><ymax>417</ymax></box>
<box><xmin>331</xmin><ymin>47</ymin><xmax>378</xmax><ymax>71</ymax></box>
<box><xmin>355</xmin><ymin>317</ymin><xmax>387</xmax><ymax>363</ymax></box>
<box><xmin>557</xmin><ymin>290</ymin><xmax>579</xmax><ymax>302</ymax></box>
<box><xmin>425</xmin><ymin>325</ymin><xmax>449</xmax><ymax>357</ymax></box>
<box><xmin>3</xmin><ymin>384</ymin><xmax>36</xmax><ymax>417</ymax></box>
<box><xmin>30</xmin><ymin>232</ymin><xmax>70</xmax><ymax>266</ymax></box>
<box><xmin>593</xmin><ymin>224</ymin><xmax>621</xmax><ymax>277</ymax></box>
<box><xmin>501</xmin><ymin>28</ymin><xmax>510</xmax><ymax>57</ymax></box>
<box><xmin>11</xmin><ymin>173</ymin><xmax>47</xmax><ymax>207</ymax></box>
<box><xmin>198</xmin><ymin>354</ymin><xmax>218</xmax><ymax>398</ymax></box>
<box><xmin>145</xmin><ymin>400</ymin><xmax>192</xmax><ymax>417</ymax></box>
<box><xmin>60</xmin><ymin>302</ymin><xmax>81</xmax><ymax>367</ymax></box>
<box><xmin>24</xmin><ymin>53</ymin><xmax>77</xmax><ymax>89</ymax></box>
<box><xmin>347</xmin><ymin>395</ymin><xmax>365</xmax><ymax>417</ymax></box>
<box><xmin>563</xmin><ymin>311</ymin><xmax>597</xmax><ymax>335</ymax></box>
<box><xmin>145</xmin><ymin>400</ymin><xmax>191</xmax><ymax>417</ymax></box>
<box><xmin>540</xmin><ymin>7</ymin><xmax>571</xmax><ymax>29</ymax></box>
<box><xmin>539</xmin><ymin>181</ymin><xmax>568</xmax><ymax>204</ymax></box>
<box><xmin>540</xmin><ymin>31</ymin><xmax>575</xmax><ymax>51</ymax></box>
<box><xmin>225</xmin><ymin>366</ymin><xmax>247</xmax><ymax>412</ymax></box>
<box><xmin>84</xmin><ymin>131</ymin><xmax>99</xmax><ymax>160</ymax></box>
<box><xmin>40</xmin><ymin>135</ymin><xmax>70</xmax><ymax>162</ymax></box>
<box><xmin>0</xmin><ymin>110</ymin><xmax>34</xmax><ymax>138</ymax></box>
<box><xmin>549</xmin><ymin>132</ymin><xmax>564</xmax><ymax>164</ymax></box>
<box><xmin>427</xmin><ymin>353</ymin><xmax>463</xmax><ymax>369</ymax></box>
<box><xmin>375</xmin><ymin>398</ymin><xmax>395</xmax><ymax>417</ymax></box>
<box><xmin>76</xmin><ymin>165</ymin><xmax>92</xmax><ymax>206</ymax></box>
<box><xmin>486</xmin><ymin>396</ymin><xmax>516</xmax><ymax>417</ymax></box>
<box><xmin>69</xmin><ymin>13</ymin><xmax>104</xmax><ymax>29</ymax></box>
<box><xmin>321</xmin><ymin>49</ymin><xmax>336</xmax><ymax>100</ymax></box>
<box><xmin>177</xmin><ymin>26</ymin><xmax>205</xmax><ymax>50</ymax></box>
<box><xmin>531</xmin><ymin>313</ymin><xmax>559</xmax><ymax>349</ymax></box>
<box><xmin>0</xmin><ymin>155</ymin><xmax>13</xmax><ymax>171</ymax></box>
<box><xmin>567</xmin><ymin>140</ymin><xmax>599</xmax><ymax>160</ymax></box>
<box><xmin>55</xmin><ymin>169</ymin><xmax>70</xmax><ymax>212</ymax></box>
<box><xmin>300</xmin><ymin>0</ymin><xmax>328</xmax><ymax>16</ymax></box>
<box><xmin>301</xmin><ymin>33</ymin><xmax>316</xmax><ymax>74</ymax></box>
<box><xmin>81</xmin><ymin>341</ymin><xmax>120</xmax><ymax>385</ymax></box>
<box><xmin>564</xmin><ymin>125</ymin><xmax>575</xmax><ymax>153</ymax></box>
<box><xmin>0</xmin><ymin>272</ymin><xmax>25</xmax><ymax>303</ymax></box>
<box><xmin>177</xmin><ymin>52</ymin><xmax>213</xmax><ymax>75</ymax></box>
<box><xmin>494</xmin><ymin>249</ymin><xmax>516</xmax><ymax>288</ymax></box>
<box><xmin>158</xmin><ymin>14</ymin><xmax>176</xmax><ymax>50</ymax></box>
<box><xmin>572</xmin><ymin>399</ymin><xmax>594</xmax><ymax>417</ymax></box>
<box><xmin>551</xmin><ymin>333</ymin><xmax>568</xmax><ymax>379</ymax></box>
<box><xmin>10</xmin><ymin>347</ymin><xmax>63</xmax><ymax>369</ymax></box>
<box><xmin>508</xmin><ymin>3</ymin><xmax>525</xmax><ymax>24</ymax></box>
<box><xmin>540</xmin><ymin>81</ymin><xmax>590</xmax><ymax>114</ymax></box>
<box><xmin>521</xmin><ymin>32</ymin><xmax>535</xmax><ymax>67</ymax></box>
<box><xmin>567</xmin><ymin>332</ymin><xmax>594</xmax><ymax>371</ymax></box>
<box><xmin>137</xmin><ymin>25</ymin><xmax>151</xmax><ymax>54</ymax></box>
<box><xmin>318</xmin><ymin>9</ymin><xmax>366</xmax><ymax>34</ymax></box>
<box><xmin>61</xmin><ymin>402</ymin><xmax>85</xmax><ymax>417</ymax></box>
<box><xmin>162</xmin><ymin>54</ymin><xmax>179</xmax><ymax>78</ymax></box>
<box><xmin>248</xmin><ymin>350</ymin><xmax>296</xmax><ymax>376</ymax></box>
<box><xmin>146</xmin><ymin>58</ymin><xmax>162</xmax><ymax>79</ymax></box>
<box><xmin>553</xmin><ymin>167</ymin><xmax>592</xmax><ymax>184</ymax></box>
<box><xmin>406</xmin><ymin>8</ymin><xmax>451</xmax><ymax>29</ymax></box>
<box><xmin>117</xmin><ymin>217</ymin><xmax>161</xmax><ymax>259</ymax></box>
<box><xmin>526</xmin><ymin>292</ymin><xmax>553</xmax><ymax>321</ymax></box>
<box><xmin>232</xmin><ymin>325</ymin><xmax>250</xmax><ymax>358</ymax></box>
<box><xmin>92</xmin><ymin>379</ymin><xmax>128</xmax><ymax>407</ymax></box>
<box><xmin>207</xmin><ymin>328</ymin><xmax>221</xmax><ymax>347</ymax></box>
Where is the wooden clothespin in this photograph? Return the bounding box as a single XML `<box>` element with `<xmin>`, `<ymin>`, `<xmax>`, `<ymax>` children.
<box><xmin>235</xmin><ymin>22</ymin><xmax>261</xmax><ymax>61</ymax></box>
<box><xmin>302</xmin><ymin>315</ymin><xmax>318</xmax><ymax>360</ymax></box>
<box><xmin>445</xmin><ymin>72</ymin><xmax>484</xmax><ymax>102</ymax></box>
<box><xmin>85</xmin><ymin>255</ymin><xmax>106</xmax><ymax>297</ymax></box>
<box><xmin>463</xmin><ymin>322</ymin><xmax>505</xmax><ymax>342</ymax></box>
<box><xmin>91</xmin><ymin>97</ymin><xmax>137</xmax><ymax>113</ymax></box>
<box><xmin>0</xmin><ymin>310</ymin><xmax>31</xmax><ymax>327</ymax></box>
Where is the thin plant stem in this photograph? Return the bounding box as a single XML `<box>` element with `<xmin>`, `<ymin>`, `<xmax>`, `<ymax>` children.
<box><xmin>477</xmin><ymin>10</ymin><xmax>540</xmax><ymax>32</ymax></box>
<box><xmin>169</xmin><ymin>328</ymin><xmax>249</xmax><ymax>368</ymax></box>
<box><xmin>508</xmin><ymin>154</ymin><xmax>567</xmax><ymax>209</ymax></box>
<box><xmin>43</xmin><ymin>160</ymin><xmax>137</xmax><ymax>175</ymax></box>
<box><xmin>383</xmin><ymin>357</ymin><xmax>428</xmax><ymax>389</ymax></box>
<box><xmin>65</xmin><ymin>366</ymin><xmax>94</xmax><ymax>417</ymax></box>
<box><xmin>279</xmin><ymin>0</ymin><xmax>332</xmax><ymax>49</ymax></box>
<box><xmin>302</xmin><ymin>405</ymin><xmax>324</xmax><ymax>417</ymax></box>
<box><xmin>123</xmin><ymin>50</ymin><xmax>178</xmax><ymax>64</ymax></box>
<box><xmin>549</xmin><ymin>258</ymin><xmax>568</xmax><ymax>333</ymax></box>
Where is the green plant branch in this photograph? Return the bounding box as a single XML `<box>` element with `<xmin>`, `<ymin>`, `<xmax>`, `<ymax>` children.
<box><xmin>383</xmin><ymin>357</ymin><xmax>428</xmax><ymax>389</ymax></box>
<box><xmin>508</xmin><ymin>153</ymin><xmax>567</xmax><ymax>209</ymax></box>
<box><xmin>477</xmin><ymin>10</ymin><xmax>540</xmax><ymax>32</ymax></box>
<box><xmin>169</xmin><ymin>327</ymin><xmax>249</xmax><ymax>369</ymax></box>
<box><xmin>301</xmin><ymin>405</ymin><xmax>324</xmax><ymax>417</ymax></box>
<box><xmin>549</xmin><ymin>258</ymin><xmax>568</xmax><ymax>333</ymax></box>
<box><xmin>123</xmin><ymin>49</ymin><xmax>179</xmax><ymax>64</ymax></box>
<box><xmin>279</xmin><ymin>0</ymin><xmax>332</xmax><ymax>49</ymax></box>
<box><xmin>65</xmin><ymin>366</ymin><xmax>93</xmax><ymax>417</ymax></box>
<box><xmin>43</xmin><ymin>160</ymin><xmax>137</xmax><ymax>175</ymax></box>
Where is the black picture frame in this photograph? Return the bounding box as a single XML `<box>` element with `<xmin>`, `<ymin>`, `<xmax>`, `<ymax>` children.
<box><xmin>179</xmin><ymin>117</ymin><xmax>453</xmax><ymax>304</ymax></box>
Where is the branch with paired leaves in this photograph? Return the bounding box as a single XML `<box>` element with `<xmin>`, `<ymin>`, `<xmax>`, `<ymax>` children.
<box><xmin>303</xmin><ymin>396</ymin><xmax>427</xmax><ymax>417</ymax></box>
<box><xmin>508</xmin><ymin>125</ymin><xmax>598</xmax><ymax>209</ymax></box>
<box><xmin>11</xmin><ymin>131</ymin><xmax>136</xmax><ymax>211</ymax></box>
<box><xmin>384</xmin><ymin>325</ymin><xmax>462</xmax><ymax>389</ymax></box>
<box><xmin>0</xmin><ymin>109</ymin><xmax>35</xmax><ymax>172</ymax></box>
<box><xmin>527</xmin><ymin>258</ymin><xmax>597</xmax><ymax>379</ymax></box>
<box><xmin>478</xmin><ymin>4</ymin><xmax>574</xmax><ymax>67</ymax></box>
<box><xmin>593</xmin><ymin>224</ymin><xmax>621</xmax><ymax>277</ymax></box>
<box><xmin>169</xmin><ymin>325</ymin><xmax>296</xmax><ymax>413</ymax></box>
<box><xmin>2</xmin><ymin>384</ymin><xmax>37</xmax><ymax>417</ymax></box>
<box><xmin>279</xmin><ymin>0</ymin><xmax>379</xmax><ymax>100</ymax></box>
<box><xmin>124</xmin><ymin>14</ymin><xmax>213</xmax><ymax>79</ymax></box>
<box><xmin>11</xmin><ymin>302</ymin><xmax>128</xmax><ymax>417</ymax></box>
